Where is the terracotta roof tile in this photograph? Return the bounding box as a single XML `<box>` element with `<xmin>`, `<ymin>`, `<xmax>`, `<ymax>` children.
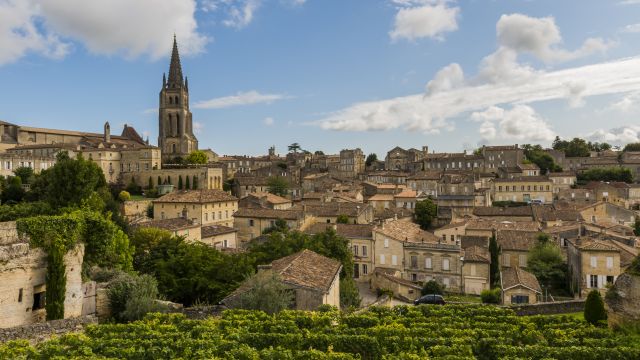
<box><xmin>374</xmin><ymin>220</ymin><xmax>439</xmax><ymax>243</ymax></box>
<box><xmin>154</xmin><ymin>189</ymin><xmax>238</xmax><ymax>203</ymax></box>
<box><xmin>136</xmin><ymin>218</ymin><xmax>199</xmax><ymax>231</ymax></box>
<box><xmin>270</xmin><ymin>249</ymin><xmax>342</xmax><ymax>292</ymax></box>
<box><xmin>501</xmin><ymin>267</ymin><xmax>542</xmax><ymax>293</ymax></box>
<box><xmin>201</xmin><ymin>225</ymin><xmax>237</xmax><ymax>238</ymax></box>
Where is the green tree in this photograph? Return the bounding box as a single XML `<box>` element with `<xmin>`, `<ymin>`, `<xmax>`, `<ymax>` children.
<box><xmin>421</xmin><ymin>280</ymin><xmax>444</xmax><ymax>295</ymax></box>
<box><xmin>267</xmin><ymin>176</ymin><xmax>289</xmax><ymax>197</ymax></box>
<box><xmin>108</xmin><ymin>272</ymin><xmax>163</xmax><ymax>322</ymax></box>
<box><xmin>130</xmin><ymin>227</ymin><xmax>174</xmax><ymax>269</ymax></box>
<box><xmin>185</xmin><ymin>175</ymin><xmax>191</xmax><ymax>190</ymax></box>
<box><xmin>623</xmin><ymin>143</ymin><xmax>640</xmax><ymax>152</ymax></box>
<box><xmin>288</xmin><ymin>143</ymin><xmax>301</xmax><ymax>153</ymax></box>
<box><xmin>233</xmin><ymin>271</ymin><xmax>294</xmax><ymax>314</ymax></box>
<box><xmin>178</xmin><ymin>175</ymin><xmax>183</xmax><ymax>190</ymax></box>
<box><xmin>578</xmin><ymin>167</ymin><xmax>633</xmax><ymax>183</ymax></box>
<box><xmin>118</xmin><ymin>191</ymin><xmax>131</xmax><ymax>202</ymax></box>
<box><xmin>148</xmin><ymin>176</ymin><xmax>153</xmax><ymax>190</ymax></box>
<box><xmin>489</xmin><ymin>236</ymin><xmax>501</xmax><ymax>288</ymax></box>
<box><xmin>262</xmin><ymin>218</ymin><xmax>289</xmax><ymax>235</ymax></box>
<box><xmin>185</xmin><ymin>150</ymin><xmax>208</xmax><ymax>164</ymax></box>
<box><xmin>527</xmin><ymin>235</ymin><xmax>567</xmax><ymax>292</ymax></box>
<box><xmin>553</xmin><ymin>137</ymin><xmax>591</xmax><ymax>157</ymax></box>
<box><xmin>414</xmin><ymin>198</ymin><xmax>437</xmax><ymax>230</ymax></box>
<box><xmin>365</xmin><ymin>153</ymin><xmax>378</xmax><ymax>167</ymax></box>
<box><xmin>13</xmin><ymin>167</ymin><xmax>35</xmax><ymax>185</ymax></box>
<box><xmin>157</xmin><ymin>176</ymin><xmax>162</xmax><ymax>187</ymax></box>
<box><xmin>2</xmin><ymin>176</ymin><xmax>25</xmax><ymax>204</ymax></box>
<box><xmin>32</xmin><ymin>152</ymin><xmax>108</xmax><ymax>208</ymax></box>
<box><xmin>192</xmin><ymin>175</ymin><xmax>198</xmax><ymax>190</ymax></box>
<box><xmin>480</xmin><ymin>288</ymin><xmax>501</xmax><ymax>304</ymax></box>
<box><xmin>522</xmin><ymin>144</ymin><xmax>562</xmax><ymax>174</ymax></box>
<box><xmin>584</xmin><ymin>289</ymin><xmax>607</xmax><ymax>325</ymax></box>
<box><xmin>314</xmin><ymin>150</ymin><xmax>325</xmax><ymax>156</ymax></box>
<box><xmin>336</xmin><ymin>214</ymin><xmax>350</xmax><ymax>224</ymax></box>
<box><xmin>634</xmin><ymin>217</ymin><xmax>640</xmax><ymax>236</ymax></box>
<box><xmin>125</xmin><ymin>178</ymin><xmax>141</xmax><ymax>195</ymax></box>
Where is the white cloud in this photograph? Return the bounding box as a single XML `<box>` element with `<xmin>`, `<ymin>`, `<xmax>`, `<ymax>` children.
<box><xmin>263</xmin><ymin>117</ymin><xmax>275</xmax><ymax>126</ymax></box>
<box><xmin>621</xmin><ymin>23</ymin><xmax>640</xmax><ymax>33</ymax></box>
<box><xmin>0</xmin><ymin>0</ymin><xmax>207</xmax><ymax>65</ymax></box>
<box><xmin>608</xmin><ymin>92</ymin><xmax>640</xmax><ymax>113</ymax></box>
<box><xmin>221</xmin><ymin>0</ymin><xmax>262</xmax><ymax>29</ymax></box>
<box><xmin>496</xmin><ymin>14</ymin><xmax>612</xmax><ymax>63</ymax></box>
<box><xmin>389</xmin><ymin>1</ymin><xmax>459</xmax><ymax>41</ymax></box>
<box><xmin>0</xmin><ymin>0</ymin><xmax>69</xmax><ymax>66</ymax></box>
<box><xmin>471</xmin><ymin>105</ymin><xmax>555</xmax><ymax>143</ymax></box>
<box><xmin>193</xmin><ymin>121</ymin><xmax>204</xmax><ymax>134</ymax></box>
<box><xmin>194</xmin><ymin>90</ymin><xmax>289</xmax><ymax>109</ymax></box>
<box><xmin>317</xmin><ymin>56</ymin><xmax>640</xmax><ymax>134</ymax></box>
<box><xmin>620</xmin><ymin>0</ymin><xmax>640</xmax><ymax>4</ymax></box>
<box><xmin>425</xmin><ymin>63</ymin><xmax>464</xmax><ymax>96</ymax></box>
<box><xmin>477</xmin><ymin>47</ymin><xmax>536</xmax><ymax>84</ymax></box>
<box><xmin>586</xmin><ymin>126</ymin><xmax>640</xmax><ymax>144</ymax></box>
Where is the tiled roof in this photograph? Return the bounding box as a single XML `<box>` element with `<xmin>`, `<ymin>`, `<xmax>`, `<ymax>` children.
<box><xmin>201</xmin><ymin>225</ymin><xmax>237</xmax><ymax>238</ymax></box>
<box><xmin>234</xmin><ymin>176</ymin><xmax>271</xmax><ymax>186</ymax></box>
<box><xmin>461</xmin><ymin>235</ymin><xmax>489</xmax><ymax>249</ymax></box>
<box><xmin>136</xmin><ymin>218</ymin><xmax>199</xmax><ymax>231</ymax></box>
<box><xmin>271</xmin><ymin>249</ymin><xmax>342</xmax><ymax>292</ymax></box>
<box><xmin>547</xmin><ymin>171</ymin><xmax>576</xmax><ymax>177</ymax></box>
<box><xmin>368</xmin><ymin>194</ymin><xmax>395</xmax><ymax>201</ymax></box>
<box><xmin>437</xmin><ymin>221</ymin><xmax>468</xmax><ymax>231</ymax></box>
<box><xmin>465</xmin><ymin>219</ymin><xmax>540</xmax><ymax>232</ymax></box>
<box><xmin>464</xmin><ymin>246</ymin><xmax>490</xmax><ymax>263</ymax></box>
<box><xmin>374</xmin><ymin>219</ymin><xmax>439</xmax><ymax>243</ymax></box>
<box><xmin>568</xmin><ymin>238</ymin><xmax>620</xmax><ymax>252</ymax></box>
<box><xmin>154</xmin><ymin>190</ymin><xmax>238</xmax><ymax>203</ymax></box>
<box><xmin>518</xmin><ymin>163</ymin><xmax>540</xmax><ymax>170</ymax></box>
<box><xmin>473</xmin><ymin>206</ymin><xmax>533</xmax><ymax>217</ymax></box>
<box><xmin>497</xmin><ymin>230</ymin><xmax>539</xmax><ymax>251</ymax></box>
<box><xmin>394</xmin><ymin>190</ymin><xmax>418</xmax><ymax>198</ymax></box>
<box><xmin>299</xmin><ymin>202</ymin><xmax>369</xmax><ymax>217</ymax></box>
<box><xmin>304</xmin><ymin>223</ymin><xmax>373</xmax><ymax>239</ymax></box>
<box><xmin>501</xmin><ymin>267</ymin><xmax>542</xmax><ymax>293</ymax></box>
<box><xmin>249</xmin><ymin>192</ymin><xmax>291</xmax><ymax>204</ymax></box>
<box><xmin>531</xmin><ymin>205</ymin><xmax>582</xmax><ymax>222</ymax></box>
<box><xmin>493</xmin><ymin>176</ymin><xmax>551</xmax><ymax>183</ymax></box>
<box><xmin>233</xmin><ymin>208</ymin><xmax>303</xmax><ymax>220</ymax></box>
<box><xmin>407</xmin><ymin>171</ymin><xmax>442</xmax><ymax>180</ymax></box>
<box><xmin>608</xmin><ymin>240</ymin><xmax>639</xmax><ymax>267</ymax></box>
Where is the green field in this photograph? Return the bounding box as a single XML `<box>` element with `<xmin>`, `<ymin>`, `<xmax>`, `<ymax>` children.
<box><xmin>1</xmin><ymin>305</ymin><xmax>637</xmax><ymax>359</ymax></box>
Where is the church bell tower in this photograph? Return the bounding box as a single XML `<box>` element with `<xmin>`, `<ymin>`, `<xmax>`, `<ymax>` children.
<box><xmin>158</xmin><ymin>35</ymin><xmax>198</xmax><ymax>163</ymax></box>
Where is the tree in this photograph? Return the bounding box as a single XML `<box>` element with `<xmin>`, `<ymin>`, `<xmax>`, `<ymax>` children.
<box><xmin>552</xmin><ymin>137</ymin><xmax>591</xmax><ymax>157</ymax></box>
<box><xmin>13</xmin><ymin>167</ymin><xmax>34</xmax><ymax>185</ymax></box>
<box><xmin>480</xmin><ymin>288</ymin><xmax>501</xmax><ymax>304</ymax></box>
<box><xmin>267</xmin><ymin>176</ymin><xmax>289</xmax><ymax>197</ymax></box>
<box><xmin>192</xmin><ymin>175</ymin><xmax>198</xmax><ymax>190</ymax></box>
<box><xmin>125</xmin><ymin>178</ymin><xmax>141</xmax><ymax>195</ymax></box>
<box><xmin>365</xmin><ymin>153</ymin><xmax>378</xmax><ymax>167</ymax></box>
<box><xmin>130</xmin><ymin>227</ymin><xmax>174</xmax><ymax>269</ymax></box>
<box><xmin>185</xmin><ymin>150</ymin><xmax>208</xmax><ymax>164</ymax></box>
<box><xmin>262</xmin><ymin>218</ymin><xmax>289</xmax><ymax>235</ymax></box>
<box><xmin>414</xmin><ymin>198</ymin><xmax>437</xmax><ymax>230</ymax></box>
<box><xmin>157</xmin><ymin>176</ymin><xmax>162</xmax><ymax>187</ymax></box>
<box><xmin>336</xmin><ymin>214</ymin><xmax>350</xmax><ymax>224</ymax></box>
<box><xmin>178</xmin><ymin>175</ymin><xmax>183</xmax><ymax>190</ymax></box>
<box><xmin>634</xmin><ymin>217</ymin><xmax>640</xmax><ymax>236</ymax></box>
<box><xmin>2</xmin><ymin>176</ymin><xmax>25</xmax><ymax>204</ymax></box>
<box><xmin>32</xmin><ymin>152</ymin><xmax>108</xmax><ymax>208</ymax></box>
<box><xmin>118</xmin><ymin>191</ymin><xmax>131</xmax><ymax>202</ymax></box>
<box><xmin>233</xmin><ymin>271</ymin><xmax>294</xmax><ymax>314</ymax></box>
<box><xmin>108</xmin><ymin>272</ymin><xmax>163</xmax><ymax>322</ymax></box>
<box><xmin>623</xmin><ymin>143</ymin><xmax>640</xmax><ymax>152</ymax></box>
<box><xmin>421</xmin><ymin>280</ymin><xmax>444</xmax><ymax>295</ymax></box>
<box><xmin>584</xmin><ymin>290</ymin><xmax>607</xmax><ymax>325</ymax></box>
<box><xmin>522</xmin><ymin>144</ymin><xmax>562</xmax><ymax>174</ymax></box>
<box><xmin>578</xmin><ymin>167</ymin><xmax>633</xmax><ymax>183</ymax></box>
<box><xmin>527</xmin><ymin>234</ymin><xmax>567</xmax><ymax>292</ymax></box>
<box><xmin>148</xmin><ymin>176</ymin><xmax>153</xmax><ymax>190</ymax></box>
<box><xmin>185</xmin><ymin>175</ymin><xmax>191</xmax><ymax>190</ymax></box>
<box><xmin>288</xmin><ymin>143</ymin><xmax>301</xmax><ymax>153</ymax></box>
<box><xmin>314</xmin><ymin>151</ymin><xmax>325</xmax><ymax>156</ymax></box>
<box><xmin>489</xmin><ymin>236</ymin><xmax>501</xmax><ymax>288</ymax></box>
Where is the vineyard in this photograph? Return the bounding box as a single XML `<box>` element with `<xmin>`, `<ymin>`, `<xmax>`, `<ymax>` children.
<box><xmin>2</xmin><ymin>305</ymin><xmax>639</xmax><ymax>359</ymax></box>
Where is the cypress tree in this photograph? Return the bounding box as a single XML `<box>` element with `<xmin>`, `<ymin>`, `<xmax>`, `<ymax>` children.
<box><xmin>157</xmin><ymin>176</ymin><xmax>162</xmax><ymax>186</ymax></box>
<box><xmin>192</xmin><ymin>175</ymin><xmax>198</xmax><ymax>190</ymax></box>
<box><xmin>45</xmin><ymin>244</ymin><xmax>67</xmax><ymax>320</ymax></box>
<box><xmin>489</xmin><ymin>236</ymin><xmax>501</xmax><ymax>288</ymax></box>
<box><xmin>178</xmin><ymin>176</ymin><xmax>183</xmax><ymax>190</ymax></box>
<box><xmin>584</xmin><ymin>290</ymin><xmax>607</xmax><ymax>325</ymax></box>
<box><xmin>185</xmin><ymin>176</ymin><xmax>190</xmax><ymax>190</ymax></box>
<box><xmin>148</xmin><ymin>176</ymin><xmax>153</xmax><ymax>190</ymax></box>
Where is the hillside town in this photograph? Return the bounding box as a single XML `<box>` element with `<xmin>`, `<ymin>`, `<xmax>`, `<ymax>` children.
<box><xmin>1</xmin><ymin>28</ymin><xmax>640</xmax><ymax>359</ymax></box>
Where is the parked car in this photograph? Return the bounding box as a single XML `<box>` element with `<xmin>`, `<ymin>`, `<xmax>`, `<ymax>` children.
<box><xmin>414</xmin><ymin>294</ymin><xmax>446</xmax><ymax>305</ymax></box>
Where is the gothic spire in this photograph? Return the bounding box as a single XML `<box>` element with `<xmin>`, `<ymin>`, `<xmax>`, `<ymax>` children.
<box><xmin>167</xmin><ymin>34</ymin><xmax>183</xmax><ymax>87</ymax></box>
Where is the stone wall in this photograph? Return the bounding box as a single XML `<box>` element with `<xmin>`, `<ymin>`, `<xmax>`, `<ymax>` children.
<box><xmin>0</xmin><ymin>221</ymin><xmax>85</xmax><ymax>328</ymax></box>
<box><xmin>605</xmin><ymin>272</ymin><xmax>640</xmax><ymax>329</ymax></box>
<box><xmin>0</xmin><ymin>315</ymin><xmax>97</xmax><ymax>344</ymax></box>
<box><xmin>121</xmin><ymin>200</ymin><xmax>152</xmax><ymax>221</ymax></box>
<box><xmin>507</xmin><ymin>300</ymin><xmax>585</xmax><ymax>316</ymax></box>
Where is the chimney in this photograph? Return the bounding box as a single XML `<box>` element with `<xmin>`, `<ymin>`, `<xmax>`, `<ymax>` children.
<box><xmin>104</xmin><ymin>122</ymin><xmax>111</xmax><ymax>143</ymax></box>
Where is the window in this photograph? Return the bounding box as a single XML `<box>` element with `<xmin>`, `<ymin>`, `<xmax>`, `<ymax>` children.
<box><xmin>450</xmin><ymin>235</ymin><xmax>455</xmax><ymax>242</ymax></box>
<box><xmin>606</xmin><ymin>257</ymin><xmax>613</xmax><ymax>269</ymax></box>
<box><xmin>442</xmin><ymin>258</ymin><xmax>450</xmax><ymax>271</ymax></box>
<box><xmin>591</xmin><ymin>256</ymin><xmax>597</xmax><ymax>268</ymax></box>
<box><xmin>33</xmin><ymin>286</ymin><xmax>46</xmax><ymax>310</ymax></box>
<box><xmin>353</xmin><ymin>245</ymin><xmax>359</xmax><ymax>256</ymax></box>
<box><xmin>18</xmin><ymin>288</ymin><xmax>23</xmax><ymax>303</ymax></box>
<box><xmin>410</xmin><ymin>255</ymin><xmax>418</xmax><ymax>268</ymax></box>
<box><xmin>560</xmin><ymin>238</ymin><xmax>567</xmax><ymax>247</ymax></box>
<box><xmin>361</xmin><ymin>246</ymin><xmax>367</xmax><ymax>256</ymax></box>
<box><xmin>223</xmin><ymin>240</ymin><xmax>228</xmax><ymax>248</ymax></box>
<box><xmin>249</xmin><ymin>219</ymin><xmax>254</xmax><ymax>227</ymax></box>
<box><xmin>518</xmin><ymin>254</ymin><xmax>527</xmax><ymax>267</ymax></box>
<box><xmin>161</xmin><ymin>212</ymin><xmax>165</xmax><ymax>219</ymax></box>
<box><xmin>503</xmin><ymin>254</ymin><xmax>511</xmax><ymax>267</ymax></box>
<box><xmin>380</xmin><ymin>254</ymin><xmax>386</xmax><ymax>265</ymax></box>
<box><xmin>425</xmin><ymin>257</ymin><xmax>432</xmax><ymax>269</ymax></box>
<box><xmin>590</xmin><ymin>275</ymin><xmax>598</xmax><ymax>288</ymax></box>
<box><xmin>442</xmin><ymin>234</ymin><xmax>446</xmax><ymax>242</ymax></box>
<box><xmin>607</xmin><ymin>276</ymin><xmax>614</xmax><ymax>285</ymax></box>
<box><xmin>511</xmin><ymin>295</ymin><xmax>529</xmax><ymax>304</ymax></box>
<box><xmin>362</xmin><ymin>264</ymin><xmax>368</xmax><ymax>275</ymax></box>
<box><xmin>384</xmin><ymin>238</ymin><xmax>389</xmax><ymax>248</ymax></box>
<box><xmin>392</xmin><ymin>255</ymin><xmax>398</xmax><ymax>266</ymax></box>
<box><xmin>411</xmin><ymin>273</ymin><xmax>417</xmax><ymax>281</ymax></box>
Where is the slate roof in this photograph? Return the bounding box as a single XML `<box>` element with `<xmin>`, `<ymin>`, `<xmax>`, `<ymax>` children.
<box><xmin>501</xmin><ymin>267</ymin><xmax>542</xmax><ymax>293</ymax></box>
<box><xmin>201</xmin><ymin>225</ymin><xmax>237</xmax><ymax>238</ymax></box>
<box><xmin>154</xmin><ymin>190</ymin><xmax>238</xmax><ymax>204</ymax></box>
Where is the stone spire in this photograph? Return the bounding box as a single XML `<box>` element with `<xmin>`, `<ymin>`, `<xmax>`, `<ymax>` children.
<box><xmin>167</xmin><ymin>34</ymin><xmax>183</xmax><ymax>87</ymax></box>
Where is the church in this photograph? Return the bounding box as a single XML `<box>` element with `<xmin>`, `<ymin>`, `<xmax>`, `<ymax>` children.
<box><xmin>0</xmin><ymin>37</ymin><xmax>222</xmax><ymax>189</ymax></box>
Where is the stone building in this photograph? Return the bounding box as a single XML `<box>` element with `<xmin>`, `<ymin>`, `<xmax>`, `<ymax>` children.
<box><xmin>153</xmin><ymin>189</ymin><xmax>238</xmax><ymax>228</ymax></box>
<box><xmin>385</xmin><ymin>146</ymin><xmax>427</xmax><ymax>171</ymax></box>
<box><xmin>0</xmin><ymin>222</ymin><xmax>84</xmax><ymax>328</ymax></box>
<box><xmin>461</xmin><ymin>246</ymin><xmax>491</xmax><ymax>295</ymax></box>
<box><xmin>338</xmin><ymin>148</ymin><xmax>365</xmax><ymax>178</ymax></box>
<box><xmin>158</xmin><ymin>36</ymin><xmax>198</xmax><ymax>162</ymax></box>
<box><xmin>222</xmin><ymin>249</ymin><xmax>341</xmax><ymax>311</ymax></box>
<box><xmin>233</xmin><ymin>208</ymin><xmax>306</xmax><ymax>243</ymax></box>
<box><xmin>566</xmin><ymin>237</ymin><xmax>621</xmax><ymax>297</ymax></box>
<box><xmin>135</xmin><ymin>217</ymin><xmax>201</xmax><ymax>242</ymax></box>
<box><xmin>501</xmin><ymin>267</ymin><xmax>542</xmax><ymax>305</ymax></box>
<box><xmin>492</xmin><ymin>176</ymin><xmax>553</xmax><ymax>203</ymax></box>
<box><xmin>481</xmin><ymin>144</ymin><xmax>524</xmax><ymax>171</ymax></box>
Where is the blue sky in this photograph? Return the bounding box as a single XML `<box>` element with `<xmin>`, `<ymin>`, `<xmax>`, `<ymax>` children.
<box><xmin>3</xmin><ymin>0</ymin><xmax>640</xmax><ymax>157</ymax></box>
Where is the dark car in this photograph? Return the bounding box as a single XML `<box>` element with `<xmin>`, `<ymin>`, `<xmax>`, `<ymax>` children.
<box><xmin>414</xmin><ymin>294</ymin><xmax>446</xmax><ymax>305</ymax></box>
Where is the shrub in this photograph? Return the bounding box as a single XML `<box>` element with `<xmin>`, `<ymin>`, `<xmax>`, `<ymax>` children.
<box><xmin>584</xmin><ymin>289</ymin><xmax>607</xmax><ymax>325</ymax></box>
<box><xmin>336</xmin><ymin>214</ymin><xmax>350</xmax><ymax>224</ymax></box>
<box><xmin>108</xmin><ymin>272</ymin><xmax>164</xmax><ymax>322</ymax></box>
<box><xmin>118</xmin><ymin>191</ymin><xmax>131</xmax><ymax>202</ymax></box>
<box><xmin>234</xmin><ymin>271</ymin><xmax>294</xmax><ymax>314</ymax></box>
<box><xmin>421</xmin><ymin>280</ymin><xmax>444</xmax><ymax>296</ymax></box>
<box><xmin>481</xmin><ymin>288</ymin><xmax>501</xmax><ymax>304</ymax></box>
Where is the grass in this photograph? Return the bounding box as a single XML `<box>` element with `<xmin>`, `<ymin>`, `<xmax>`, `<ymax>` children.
<box><xmin>129</xmin><ymin>195</ymin><xmax>151</xmax><ymax>201</ymax></box>
<box><xmin>445</xmin><ymin>294</ymin><xmax>482</xmax><ymax>303</ymax></box>
<box><xmin>539</xmin><ymin>311</ymin><xmax>584</xmax><ymax>321</ymax></box>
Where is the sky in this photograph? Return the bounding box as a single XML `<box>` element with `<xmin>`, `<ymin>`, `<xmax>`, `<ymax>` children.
<box><xmin>2</xmin><ymin>1</ymin><xmax>640</xmax><ymax>157</ymax></box>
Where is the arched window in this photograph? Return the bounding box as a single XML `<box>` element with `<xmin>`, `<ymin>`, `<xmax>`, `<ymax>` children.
<box><xmin>175</xmin><ymin>96</ymin><xmax>179</xmax><ymax>105</ymax></box>
<box><xmin>169</xmin><ymin>97</ymin><xmax>173</xmax><ymax>104</ymax></box>
<box><xmin>176</xmin><ymin>114</ymin><xmax>181</xmax><ymax>135</ymax></box>
<box><xmin>172</xmin><ymin>144</ymin><xmax>176</xmax><ymax>153</ymax></box>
